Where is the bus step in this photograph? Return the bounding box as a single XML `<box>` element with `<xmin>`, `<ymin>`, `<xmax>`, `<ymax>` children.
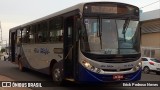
<box><xmin>65</xmin><ymin>78</ymin><xmax>75</xmax><ymax>82</ymax></box>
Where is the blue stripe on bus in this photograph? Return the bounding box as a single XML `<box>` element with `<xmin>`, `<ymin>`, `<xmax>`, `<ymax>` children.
<box><xmin>78</xmin><ymin>64</ymin><xmax>141</xmax><ymax>83</ymax></box>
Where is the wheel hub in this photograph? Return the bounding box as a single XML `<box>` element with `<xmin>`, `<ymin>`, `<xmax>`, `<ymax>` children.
<box><xmin>53</xmin><ymin>68</ymin><xmax>61</xmax><ymax>81</ymax></box>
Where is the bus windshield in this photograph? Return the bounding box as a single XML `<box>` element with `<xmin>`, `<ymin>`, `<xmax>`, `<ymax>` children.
<box><xmin>81</xmin><ymin>18</ymin><xmax>140</xmax><ymax>55</ymax></box>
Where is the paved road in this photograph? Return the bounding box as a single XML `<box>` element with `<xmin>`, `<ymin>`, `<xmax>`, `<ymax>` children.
<box><xmin>0</xmin><ymin>60</ymin><xmax>159</xmax><ymax>90</ymax></box>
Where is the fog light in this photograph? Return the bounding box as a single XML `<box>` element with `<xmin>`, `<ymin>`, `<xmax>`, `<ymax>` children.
<box><xmin>91</xmin><ymin>66</ymin><xmax>95</xmax><ymax>71</ymax></box>
<box><xmin>96</xmin><ymin>68</ymin><xmax>101</xmax><ymax>73</ymax></box>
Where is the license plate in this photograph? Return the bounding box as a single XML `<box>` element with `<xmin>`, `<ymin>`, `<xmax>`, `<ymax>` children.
<box><xmin>113</xmin><ymin>74</ymin><xmax>124</xmax><ymax>80</ymax></box>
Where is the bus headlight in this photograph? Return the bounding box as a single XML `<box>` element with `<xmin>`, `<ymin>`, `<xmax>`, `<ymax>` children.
<box><xmin>133</xmin><ymin>62</ymin><xmax>142</xmax><ymax>71</ymax></box>
<box><xmin>81</xmin><ymin>60</ymin><xmax>102</xmax><ymax>73</ymax></box>
<box><xmin>82</xmin><ymin>60</ymin><xmax>92</xmax><ymax>68</ymax></box>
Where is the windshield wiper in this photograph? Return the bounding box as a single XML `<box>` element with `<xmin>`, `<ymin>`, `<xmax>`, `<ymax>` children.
<box><xmin>122</xmin><ymin>18</ymin><xmax>130</xmax><ymax>41</ymax></box>
<box><xmin>96</xmin><ymin>17</ymin><xmax>102</xmax><ymax>49</ymax></box>
<box><xmin>97</xmin><ymin>18</ymin><xmax>102</xmax><ymax>49</ymax></box>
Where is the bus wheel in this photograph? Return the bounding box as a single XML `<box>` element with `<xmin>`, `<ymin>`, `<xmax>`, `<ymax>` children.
<box><xmin>52</xmin><ymin>63</ymin><xmax>63</xmax><ymax>84</ymax></box>
<box><xmin>18</xmin><ymin>58</ymin><xmax>25</xmax><ymax>72</ymax></box>
<box><xmin>156</xmin><ymin>71</ymin><xmax>160</xmax><ymax>75</ymax></box>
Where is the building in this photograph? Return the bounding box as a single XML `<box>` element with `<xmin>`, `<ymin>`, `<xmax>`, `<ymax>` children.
<box><xmin>140</xmin><ymin>9</ymin><xmax>160</xmax><ymax>58</ymax></box>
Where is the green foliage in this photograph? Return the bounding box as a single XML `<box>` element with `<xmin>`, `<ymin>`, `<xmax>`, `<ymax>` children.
<box><xmin>1</xmin><ymin>48</ymin><xmax>5</xmax><ymax>53</ymax></box>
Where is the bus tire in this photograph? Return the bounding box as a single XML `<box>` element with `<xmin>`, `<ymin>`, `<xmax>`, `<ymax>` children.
<box><xmin>52</xmin><ymin>63</ymin><xmax>63</xmax><ymax>85</ymax></box>
<box><xmin>156</xmin><ymin>71</ymin><xmax>160</xmax><ymax>75</ymax></box>
<box><xmin>4</xmin><ymin>56</ymin><xmax>6</xmax><ymax>61</ymax></box>
<box><xmin>18</xmin><ymin>57</ymin><xmax>25</xmax><ymax>72</ymax></box>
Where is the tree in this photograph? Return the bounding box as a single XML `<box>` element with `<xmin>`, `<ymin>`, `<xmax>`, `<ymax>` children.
<box><xmin>1</xmin><ymin>48</ymin><xmax>5</xmax><ymax>53</ymax></box>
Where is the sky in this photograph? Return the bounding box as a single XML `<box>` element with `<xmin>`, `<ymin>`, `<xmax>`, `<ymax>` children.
<box><xmin>0</xmin><ymin>0</ymin><xmax>160</xmax><ymax>43</ymax></box>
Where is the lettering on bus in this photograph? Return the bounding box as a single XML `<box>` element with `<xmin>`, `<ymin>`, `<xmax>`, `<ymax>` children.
<box><xmin>100</xmin><ymin>65</ymin><xmax>114</xmax><ymax>68</ymax></box>
<box><xmin>34</xmin><ymin>48</ymin><xmax>50</xmax><ymax>55</ymax></box>
<box><xmin>124</xmin><ymin>64</ymin><xmax>134</xmax><ymax>68</ymax></box>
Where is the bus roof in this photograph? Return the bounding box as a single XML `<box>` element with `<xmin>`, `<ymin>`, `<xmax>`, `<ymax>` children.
<box><xmin>10</xmin><ymin>1</ymin><xmax>139</xmax><ymax>31</ymax></box>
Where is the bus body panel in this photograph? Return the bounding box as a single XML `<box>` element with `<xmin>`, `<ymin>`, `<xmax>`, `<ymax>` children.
<box><xmin>16</xmin><ymin>43</ymin><xmax>63</xmax><ymax>74</ymax></box>
<box><xmin>78</xmin><ymin>49</ymin><xmax>142</xmax><ymax>82</ymax></box>
<box><xmin>78</xmin><ymin>63</ymin><xmax>141</xmax><ymax>83</ymax></box>
<box><xmin>21</xmin><ymin>44</ymin><xmax>63</xmax><ymax>69</ymax></box>
<box><xmin>79</xmin><ymin>51</ymin><xmax>141</xmax><ymax>74</ymax></box>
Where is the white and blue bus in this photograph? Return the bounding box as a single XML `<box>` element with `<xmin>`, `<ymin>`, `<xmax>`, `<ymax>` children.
<box><xmin>9</xmin><ymin>2</ymin><xmax>141</xmax><ymax>83</ymax></box>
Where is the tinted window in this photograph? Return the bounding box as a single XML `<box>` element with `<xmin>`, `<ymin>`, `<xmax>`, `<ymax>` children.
<box><xmin>142</xmin><ymin>58</ymin><xmax>148</xmax><ymax>61</ymax></box>
<box><xmin>29</xmin><ymin>26</ymin><xmax>36</xmax><ymax>43</ymax></box>
<box><xmin>21</xmin><ymin>26</ymin><xmax>36</xmax><ymax>44</ymax></box>
<box><xmin>17</xmin><ymin>29</ymin><xmax>21</xmax><ymax>44</ymax></box>
<box><xmin>49</xmin><ymin>17</ymin><xmax>63</xmax><ymax>43</ymax></box>
<box><xmin>22</xmin><ymin>28</ymin><xmax>29</xmax><ymax>43</ymax></box>
<box><xmin>37</xmin><ymin>22</ymin><xmax>48</xmax><ymax>43</ymax></box>
<box><xmin>150</xmin><ymin>58</ymin><xmax>160</xmax><ymax>63</ymax></box>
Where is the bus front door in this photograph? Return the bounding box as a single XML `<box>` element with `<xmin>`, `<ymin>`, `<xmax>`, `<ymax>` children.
<box><xmin>10</xmin><ymin>32</ymin><xmax>16</xmax><ymax>62</ymax></box>
<box><xmin>64</xmin><ymin>16</ymin><xmax>78</xmax><ymax>80</ymax></box>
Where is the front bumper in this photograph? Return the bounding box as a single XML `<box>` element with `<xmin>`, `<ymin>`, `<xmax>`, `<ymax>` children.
<box><xmin>78</xmin><ymin>64</ymin><xmax>142</xmax><ymax>83</ymax></box>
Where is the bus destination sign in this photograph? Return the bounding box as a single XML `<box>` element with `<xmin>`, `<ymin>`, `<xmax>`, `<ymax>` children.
<box><xmin>91</xmin><ymin>6</ymin><xmax>117</xmax><ymax>14</ymax></box>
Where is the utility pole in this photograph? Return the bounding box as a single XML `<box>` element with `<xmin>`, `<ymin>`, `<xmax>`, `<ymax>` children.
<box><xmin>0</xmin><ymin>21</ymin><xmax>2</xmax><ymax>45</ymax></box>
<box><xmin>0</xmin><ymin>21</ymin><xmax>2</xmax><ymax>40</ymax></box>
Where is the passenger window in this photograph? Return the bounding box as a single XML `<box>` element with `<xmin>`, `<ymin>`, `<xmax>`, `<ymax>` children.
<box><xmin>22</xmin><ymin>28</ymin><xmax>29</xmax><ymax>43</ymax></box>
<box><xmin>49</xmin><ymin>17</ymin><xmax>63</xmax><ymax>43</ymax></box>
<box><xmin>37</xmin><ymin>22</ymin><xmax>48</xmax><ymax>43</ymax></box>
<box><xmin>29</xmin><ymin>26</ymin><xmax>36</xmax><ymax>43</ymax></box>
<box><xmin>17</xmin><ymin>29</ymin><xmax>21</xmax><ymax>44</ymax></box>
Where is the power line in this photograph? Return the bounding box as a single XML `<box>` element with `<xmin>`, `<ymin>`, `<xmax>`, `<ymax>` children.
<box><xmin>140</xmin><ymin>0</ymin><xmax>160</xmax><ymax>9</ymax></box>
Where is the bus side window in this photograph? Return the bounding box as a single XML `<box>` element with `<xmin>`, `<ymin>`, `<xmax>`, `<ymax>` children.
<box><xmin>37</xmin><ymin>22</ymin><xmax>48</xmax><ymax>43</ymax></box>
<box><xmin>49</xmin><ymin>30</ymin><xmax>56</xmax><ymax>43</ymax></box>
<box><xmin>21</xmin><ymin>28</ymin><xmax>28</xmax><ymax>43</ymax></box>
<box><xmin>49</xmin><ymin>17</ymin><xmax>63</xmax><ymax>43</ymax></box>
<box><xmin>57</xmin><ymin>30</ymin><xmax>63</xmax><ymax>42</ymax></box>
<box><xmin>38</xmin><ymin>32</ymin><xmax>42</xmax><ymax>42</ymax></box>
<box><xmin>17</xmin><ymin>29</ymin><xmax>21</xmax><ymax>45</ymax></box>
<box><xmin>29</xmin><ymin>26</ymin><xmax>35</xmax><ymax>43</ymax></box>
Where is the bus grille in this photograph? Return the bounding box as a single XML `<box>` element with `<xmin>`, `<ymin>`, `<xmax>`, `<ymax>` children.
<box><xmin>102</xmin><ymin>68</ymin><xmax>132</xmax><ymax>72</ymax></box>
<box><xmin>96</xmin><ymin>58</ymin><xmax>136</xmax><ymax>63</ymax></box>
